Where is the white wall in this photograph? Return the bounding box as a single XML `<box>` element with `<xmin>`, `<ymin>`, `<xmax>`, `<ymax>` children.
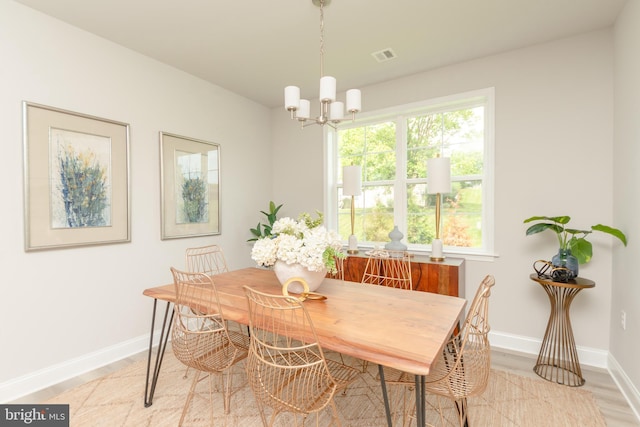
<box><xmin>272</xmin><ymin>30</ymin><xmax>618</xmax><ymax>354</ymax></box>
<box><xmin>612</xmin><ymin>0</ymin><xmax>640</xmax><ymax>407</ymax></box>
<box><xmin>0</xmin><ymin>0</ymin><xmax>272</xmax><ymax>400</ymax></box>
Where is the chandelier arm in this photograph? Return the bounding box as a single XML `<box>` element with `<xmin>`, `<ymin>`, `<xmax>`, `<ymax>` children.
<box><xmin>323</xmin><ymin>122</ymin><xmax>337</xmax><ymax>130</ymax></box>
<box><xmin>302</xmin><ymin>120</ymin><xmax>337</xmax><ymax>130</ymax></box>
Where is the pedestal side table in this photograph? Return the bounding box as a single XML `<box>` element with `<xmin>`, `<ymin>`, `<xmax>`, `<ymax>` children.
<box><xmin>529</xmin><ymin>273</ymin><xmax>595</xmax><ymax>387</ymax></box>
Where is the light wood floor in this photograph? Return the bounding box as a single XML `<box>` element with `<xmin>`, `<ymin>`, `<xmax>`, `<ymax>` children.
<box><xmin>491</xmin><ymin>349</ymin><xmax>639</xmax><ymax>426</ymax></box>
<box><xmin>11</xmin><ymin>348</ymin><xmax>640</xmax><ymax>426</ymax></box>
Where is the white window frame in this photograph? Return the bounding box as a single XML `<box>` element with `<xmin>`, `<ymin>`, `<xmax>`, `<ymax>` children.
<box><xmin>324</xmin><ymin>87</ymin><xmax>496</xmax><ymax>260</ymax></box>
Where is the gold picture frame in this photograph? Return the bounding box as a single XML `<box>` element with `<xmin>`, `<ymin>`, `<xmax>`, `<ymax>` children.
<box><xmin>160</xmin><ymin>132</ymin><xmax>220</xmax><ymax>239</ymax></box>
<box><xmin>22</xmin><ymin>102</ymin><xmax>131</xmax><ymax>251</ymax></box>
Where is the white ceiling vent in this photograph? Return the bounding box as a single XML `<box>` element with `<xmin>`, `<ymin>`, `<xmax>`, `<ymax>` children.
<box><xmin>371</xmin><ymin>48</ymin><xmax>397</xmax><ymax>63</ymax></box>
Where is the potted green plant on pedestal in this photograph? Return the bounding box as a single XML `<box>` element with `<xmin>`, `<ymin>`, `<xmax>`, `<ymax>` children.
<box><xmin>524</xmin><ymin>215</ymin><xmax>627</xmax><ymax>280</ymax></box>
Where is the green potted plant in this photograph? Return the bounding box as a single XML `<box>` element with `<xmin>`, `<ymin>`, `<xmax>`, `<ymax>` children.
<box><xmin>524</xmin><ymin>215</ymin><xmax>627</xmax><ymax>278</ymax></box>
<box><xmin>248</xmin><ymin>201</ymin><xmax>283</xmax><ymax>242</ymax></box>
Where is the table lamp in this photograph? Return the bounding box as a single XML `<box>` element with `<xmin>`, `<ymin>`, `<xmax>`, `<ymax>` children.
<box><xmin>427</xmin><ymin>156</ymin><xmax>451</xmax><ymax>261</ymax></box>
<box><xmin>343</xmin><ymin>165</ymin><xmax>362</xmax><ymax>254</ymax></box>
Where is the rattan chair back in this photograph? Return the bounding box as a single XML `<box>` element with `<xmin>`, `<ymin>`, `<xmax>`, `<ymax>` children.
<box><xmin>243</xmin><ymin>286</ymin><xmax>358</xmax><ymax>426</ymax></box>
<box><xmin>170</xmin><ymin>267</ymin><xmax>249</xmax><ymax>426</ymax></box>
<box><xmin>185</xmin><ymin>244</ymin><xmax>229</xmax><ymax>276</ymax></box>
<box><xmin>361</xmin><ymin>250</ymin><xmax>413</xmax><ymax>290</ymax></box>
<box><xmin>427</xmin><ymin>274</ymin><xmax>494</xmax><ymax>399</ymax></box>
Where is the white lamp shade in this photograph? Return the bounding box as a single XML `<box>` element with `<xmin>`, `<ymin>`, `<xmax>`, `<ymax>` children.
<box><xmin>297</xmin><ymin>99</ymin><xmax>310</xmax><ymax>119</ymax></box>
<box><xmin>319</xmin><ymin>76</ymin><xmax>336</xmax><ymax>102</ymax></box>
<box><xmin>346</xmin><ymin>89</ymin><xmax>361</xmax><ymax>112</ymax></box>
<box><xmin>329</xmin><ymin>102</ymin><xmax>344</xmax><ymax>121</ymax></box>
<box><xmin>343</xmin><ymin>165</ymin><xmax>362</xmax><ymax>196</ymax></box>
<box><xmin>284</xmin><ymin>86</ymin><xmax>300</xmax><ymax>110</ymax></box>
<box><xmin>427</xmin><ymin>157</ymin><xmax>451</xmax><ymax>194</ymax></box>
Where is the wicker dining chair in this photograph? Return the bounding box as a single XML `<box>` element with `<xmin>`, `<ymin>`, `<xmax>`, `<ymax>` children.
<box><xmin>182</xmin><ymin>244</ymin><xmax>238</xmax><ymax>378</ymax></box>
<box><xmin>185</xmin><ymin>244</ymin><xmax>229</xmax><ymax>276</ymax></box>
<box><xmin>387</xmin><ymin>274</ymin><xmax>495</xmax><ymax>427</ymax></box>
<box><xmin>243</xmin><ymin>286</ymin><xmax>359</xmax><ymax>427</ymax></box>
<box><xmin>361</xmin><ymin>250</ymin><xmax>413</xmax><ymax>290</ymax></box>
<box><xmin>170</xmin><ymin>267</ymin><xmax>250</xmax><ymax>426</ymax></box>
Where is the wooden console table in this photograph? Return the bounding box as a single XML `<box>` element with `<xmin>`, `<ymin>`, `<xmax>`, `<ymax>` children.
<box><xmin>529</xmin><ymin>273</ymin><xmax>595</xmax><ymax>387</ymax></box>
<box><xmin>342</xmin><ymin>253</ymin><xmax>465</xmax><ymax>297</ymax></box>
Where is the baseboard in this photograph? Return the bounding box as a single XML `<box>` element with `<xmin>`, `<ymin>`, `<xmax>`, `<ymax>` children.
<box><xmin>608</xmin><ymin>353</ymin><xmax>640</xmax><ymax>422</ymax></box>
<box><xmin>0</xmin><ymin>334</ymin><xmax>150</xmax><ymax>403</ymax></box>
<box><xmin>488</xmin><ymin>330</ymin><xmax>609</xmax><ymax>369</ymax></box>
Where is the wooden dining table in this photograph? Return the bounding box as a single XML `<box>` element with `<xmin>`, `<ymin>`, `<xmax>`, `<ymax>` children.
<box><xmin>142</xmin><ymin>267</ymin><xmax>466</xmax><ymax>426</ymax></box>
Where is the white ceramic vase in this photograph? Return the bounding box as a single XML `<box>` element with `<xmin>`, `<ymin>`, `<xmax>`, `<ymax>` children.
<box><xmin>273</xmin><ymin>260</ymin><xmax>327</xmax><ymax>294</ymax></box>
<box><xmin>385</xmin><ymin>225</ymin><xmax>407</xmax><ymax>251</ymax></box>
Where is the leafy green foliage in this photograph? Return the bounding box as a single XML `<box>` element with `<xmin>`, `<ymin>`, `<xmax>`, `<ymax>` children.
<box><xmin>323</xmin><ymin>245</ymin><xmax>345</xmax><ymax>275</ymax></box>
<box><xmin>524</xmin><ymin>215</ymin><xmax>627</xmax><ymax>264</ymax></box>
<box><xmin>248</xmin><ymin>201</ymin><xmax>283</xmax><ymax>242</ymax></box>
<box><xmin>299</xmin><ymin>211</ymin><xmax>324</xmax><ymax>229</ymax></box>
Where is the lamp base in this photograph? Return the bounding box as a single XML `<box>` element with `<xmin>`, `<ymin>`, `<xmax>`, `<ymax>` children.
<box><xmin>430</xmin><ymin>238</ymin><xmax>445</xmax><ymax>262</ymax></box>
<box><xmin>347</xmin><ymin>234</ymin><xmax>359</xmax><ymax>254</ymax></box>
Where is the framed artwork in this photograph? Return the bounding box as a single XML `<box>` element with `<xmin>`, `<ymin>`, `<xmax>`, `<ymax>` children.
<box><xmin>22</xmin><ymin>102</ymin><xmax>131</xmax><ymax>251</ymax></box>
<box><xmin>160</xmin><ymin>132</ymin><xmax>221</xmax><ymax>239</ymax></box>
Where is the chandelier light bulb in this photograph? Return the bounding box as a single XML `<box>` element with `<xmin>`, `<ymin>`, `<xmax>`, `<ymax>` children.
<box><xmin>329</xmin><ymin>101</ymin><xmax>344</xmax><ymax>121</ymax></box>
<box><xmin>284</xmin><ymin>86</ymin><xmax>300</xmax><ymax>111</ymax></box>
<box><xmin>346</xmin><ymin>89</ymin><xmax>361</xmax><ymax>113</ymax></box>
<box><xmin>319</xmin><ymin>76</ymin><xmax>336</xmax><ymax>102</ymax></box>
<box><xmin>297</xmin><ymin>99</ymin><xmax>311</xmax><ymax>120</ymax></box>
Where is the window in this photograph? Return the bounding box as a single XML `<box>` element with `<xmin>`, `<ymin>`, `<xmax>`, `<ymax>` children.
<box><xmin>326</xmin><ymin>88</ymin><xmax>494</xmax><ymax>257</ymax></box>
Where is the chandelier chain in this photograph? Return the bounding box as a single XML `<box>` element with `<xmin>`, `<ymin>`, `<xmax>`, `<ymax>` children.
<box><xmin>319</xmin><ymin>0</ymin><xmax>325</xmax><ymax>78</ymax></box>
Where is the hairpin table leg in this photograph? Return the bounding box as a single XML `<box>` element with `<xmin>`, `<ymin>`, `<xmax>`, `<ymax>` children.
<box><xmin>143</xmin><ymin>299</ymin><xmax>173</xmax><ymax>407</ymax></box>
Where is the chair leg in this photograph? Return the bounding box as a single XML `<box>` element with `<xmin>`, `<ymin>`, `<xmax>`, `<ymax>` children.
<box><xmin>208</xmin><ymin>374</ymin><xmax>214</xmax><ymax>427</ymax></box>
<box><xmin>455</xmin><ymin>398</ymin><xmax>469</xmax><ymax>427</ymax></box>
<box><xmin>179</xmin><ymin>370</ymin><xmax>202</xmax><ymax>427</ymax></box>
<box><xmin>436</xmin><ymin>396</ymin><xmax>447</xmax><ymax>426</ymax></box>
<box><xmin>328</xmin><ymin>399</ymin><xmax>342</xmax><ymax>427</ymax></box>
<box><xmin>267</xmin><ymin>409</ymin><xmax>280</xmax><ymax>427</ymax></box>
<box><xmin>254</xmin><ymin>398</ymin><xmax>270</xmax><ymax>427</ymax></box>
<box><xmin>394</xmin><ymin>384</ymin><xmax>414</xmax><ymax>427</ymax></box>
<box><xmin>222</xmin><ymin>368</ymin><xmax>233</xmax><ymax>414</ymax></box>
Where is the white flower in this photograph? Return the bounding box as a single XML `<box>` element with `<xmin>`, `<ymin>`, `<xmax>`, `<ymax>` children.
<box><xmin>251</xmin><ymin>213</ymin><xmax>344</xmax><ymax>273</ymax></box>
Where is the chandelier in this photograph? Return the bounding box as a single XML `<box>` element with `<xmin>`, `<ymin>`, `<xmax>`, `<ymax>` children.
<box><xmin>284</xmin><ymin>0</ymin><xmax>361</xmax><ymax>128</ymax></box>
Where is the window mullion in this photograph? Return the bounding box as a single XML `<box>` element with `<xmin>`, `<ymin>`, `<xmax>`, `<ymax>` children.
<box><xmin>395</xmin><ymin>115</ymin><xmax>408</xmax><ymax>233</ymax></box>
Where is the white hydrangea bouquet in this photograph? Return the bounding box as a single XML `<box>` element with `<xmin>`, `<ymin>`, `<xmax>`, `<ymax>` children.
<box><xmin>251</xmin><ymin>212</ymin><xmax>344</xmax><ymax>274</ymax></box>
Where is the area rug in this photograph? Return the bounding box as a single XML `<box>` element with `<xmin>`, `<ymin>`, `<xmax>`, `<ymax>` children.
<box><xmin>44</xmin><ymin>347</ymin><xmax>607</xmax><ymax>426</ymax></box>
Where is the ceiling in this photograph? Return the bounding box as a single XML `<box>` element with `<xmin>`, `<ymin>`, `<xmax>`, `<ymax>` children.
<box><xmin>14</xmin><ymin>0</ymin><xmax>628</xmax><ymax>108</ymax></box>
